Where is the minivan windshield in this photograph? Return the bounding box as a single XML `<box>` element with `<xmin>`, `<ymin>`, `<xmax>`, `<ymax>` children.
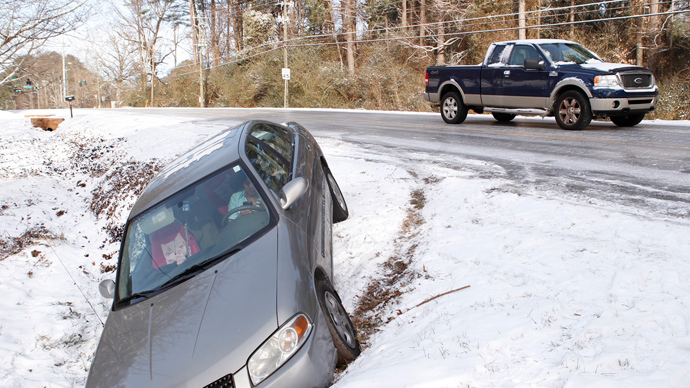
<box><xmin>115</xmin><ymin>162</ymin><xmax>271</xmax><ymax>305</ymax></box>
<box><xmin>538</xmin><ymin>42</ymin><xmax>602</xmax><ymax>65</ymax></box>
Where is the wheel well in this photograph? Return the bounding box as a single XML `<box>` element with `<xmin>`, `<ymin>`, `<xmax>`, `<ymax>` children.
<box><xmin>440</xmin><ymin>84</ymin><xmax>462</xmax><ymax>101</ymax></box>
<box><xmin>553</xmin><ymin>85</ymin><xmax>589</xmax><ymax>108</ymax></box>
<box><xmin>314</xmin><ymin>267</ymin><xmax>330</xmax><ymax>286</ymax></box>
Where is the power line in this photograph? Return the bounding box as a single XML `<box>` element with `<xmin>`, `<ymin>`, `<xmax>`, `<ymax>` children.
<box><xmin>157</xmin><ymin>1</ymin><xmax>689</xmax><ymax>82</ymax></box>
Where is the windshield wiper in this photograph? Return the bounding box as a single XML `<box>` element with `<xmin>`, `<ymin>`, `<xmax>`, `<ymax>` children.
<box><xmin>162</xmin><ymin>246</ymin><xmax>245</xmax><ymax>288</ymax></box>
<box><xmin>118</xmin><ymin>289</ymin><xmax>158</xmax><ymax>304</ymax></box>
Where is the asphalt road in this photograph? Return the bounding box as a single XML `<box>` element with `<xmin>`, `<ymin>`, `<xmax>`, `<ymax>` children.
<box><xmin>131</xmin><ymin>108</ymin><xmax>690</xmax><ymax>217</ymax></box>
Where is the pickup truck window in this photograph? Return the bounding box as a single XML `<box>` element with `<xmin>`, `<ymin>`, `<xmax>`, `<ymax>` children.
<box><xmin>487</xmin><ymin>44</ymin><xmax>509</xmax><ymax>66</ymax></box>
<box><xmin>509</xmin><ymin>45</ymin><xmax>541</xmax><ymax>66</ymax></box>
<box><xmin>538</xmin><ymin>42</ymin><xmax>601</xmax><ymax>65</ymax></box>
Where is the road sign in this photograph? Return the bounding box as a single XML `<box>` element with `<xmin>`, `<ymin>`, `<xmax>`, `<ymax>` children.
<box><xmin>282</xmin><ymin>68</ymin><xmax>291</xmax><ymax>81</ymax></box>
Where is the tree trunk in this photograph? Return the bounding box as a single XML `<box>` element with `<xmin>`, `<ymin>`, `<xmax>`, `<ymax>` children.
<box><xmin>518</xmin><ymin>0</ymin><xmax>526</xmax><ymax>40</ymax></box>
<box><xmin>636</xmin><ymin>0</ymin><xmax>646</xmax><ymax>65</ymax></box>
<box><xmin>402</xmin><ymin>0</ymin><xmax>407</xmax><ymax>27</ymax></box>
<box><xmin>344</xmin><ymin>0</ymin><xmax>356</xmax><ymax>75</ymax></box>
<box><xmin>233</xmin><ymin>0</ymin><xmax>243</xmax><ymax>51</ymax></box>
<box><xmin>419</xmin><ymin>0</ymin><xmax>426</xmax><ymax>45</ymax></box>
<box><xmin>190</xmin><ymin>0</ymin><xmax>199</xmax><ymax>64</ymax></box>
<box><xmin>569</xmin><ymin>0</ymin><xmax>575</xmax><ymax>39</ymax></box>
<box><xmin>436</xmin><ymin>18</ymin><xmax>445</xmax><ymax>65</ymax></box>
<box><xmin>211</xmin><ymin>0</ymin><xmax>221</xmax><ymax>66</ymax></box>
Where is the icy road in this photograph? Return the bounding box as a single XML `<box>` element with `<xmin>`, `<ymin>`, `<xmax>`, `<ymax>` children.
<box><xmin>0</xmin><ymin>108</ymin><xmax>689</xmax><ymax>387</ymax></box>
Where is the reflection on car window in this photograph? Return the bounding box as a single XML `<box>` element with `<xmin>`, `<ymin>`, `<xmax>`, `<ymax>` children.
<box><xmin>250</xmin><ymin>123</ymin><xmax>293</xmax><ymax>164</ymax></box>
<box><xmin>246</xmin><ymin>138</ymin><xmax>289</xmax><ymax>194</ymax></box>
<box><xmin>487</xmin><ymin>44</ymin><xmax>508</xmax><ymax>66</ymax></box>
<box><xmin>117</xmin><ymin>163</ymin><xmax>272</xmax><ymax>303</ymax></box>
<box><xmin>538</xmin><ymin>43</ymin><xmax>601</xmax><ymax>64</ymax></box>
<box><xmin>509</xmin><ymin>45</ymin><xmax>541</xmax><ymax>66</ymax></box>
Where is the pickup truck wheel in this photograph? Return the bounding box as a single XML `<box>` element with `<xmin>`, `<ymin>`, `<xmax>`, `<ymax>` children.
<box><xmin>441</xmin><ymin>92</ymin><xmax>468</xmax><ymax>124</ymax></box>
<box><xmin>555</xmin><ymin>90</ymin><xmax>592</xmax><ymax>130</ymax></box>
<box><xmin>610</xmin><ymin>113</ymin><xmax>645</xmax><ymax>127</ymax></box>
<box><xmin>492</xmin><ymin>112</ymin><xmax>516</xmax><ymax>122</ymax></box>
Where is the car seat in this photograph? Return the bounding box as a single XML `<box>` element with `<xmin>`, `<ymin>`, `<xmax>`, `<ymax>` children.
<box><xmin>150</xmin><ymin>221</ymin><xmax>201</xmax><ymax>268</ymax></box>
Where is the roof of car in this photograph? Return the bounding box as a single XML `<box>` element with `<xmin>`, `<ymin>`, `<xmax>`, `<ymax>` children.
<box><xmin>493</xmin><ymin>39</ymin><xmax>578</xmax><ymax>45</ymax></box>
<box><xmin>128</xmin><ymin>122</ymin><xmax>249</xmax><ymax>219</ymax></box>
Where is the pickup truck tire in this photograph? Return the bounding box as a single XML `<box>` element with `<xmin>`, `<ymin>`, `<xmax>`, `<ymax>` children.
<box><xmin>441</xmin><ymin>92</ymin><xmax>468</xmax><ymax>124</ymax></box>
<box><xmin>555</xmin><ymin>90</ymin><xmax>592</xmax><ymax>130</ymax></box>
<box><xmin>492</xmin><ymin>112</ymin><xmax>516</xmax><ymax>122</ymax></box>
<box><xmin>610</xmin><ymin>113</ymin><xmax>645</xmax><ymax>127</ymax></box>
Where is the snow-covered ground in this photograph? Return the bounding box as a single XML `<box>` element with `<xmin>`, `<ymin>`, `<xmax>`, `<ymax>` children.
<box><xmin>1</xmin><ymin>109</ymin><xmax>689</xmax><ymax>387</ymax></box>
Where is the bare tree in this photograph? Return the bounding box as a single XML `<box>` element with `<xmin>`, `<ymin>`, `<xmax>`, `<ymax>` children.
<box><xmin>115</xmin><ymin>0</ymin><xmax>185</xmax><ymax>106</ymax></box>
<box><xmin>94</xmin><ymin>27</ymin><xmax>139</xmax><ymax>106</ymax></box>
<box><xmin>343</xmin><ymin>0</ymin><xmax>356</xmax><ymax>75</ymax></box>
<box><xmin>0</xmin><ymin>0</ymin><xmax>89</xmax><ymax>85</ymax></box>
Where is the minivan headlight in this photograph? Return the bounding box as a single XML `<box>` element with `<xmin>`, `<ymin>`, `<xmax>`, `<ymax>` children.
<box><xmin>593</xmin><ymin>75</ymin><xmax>621</xmax><ymax>89</ymax></box>
<box><xmin>247</xmin><ymin>314</ymin><xmax>312</xmax><ymax>385</ymax></box>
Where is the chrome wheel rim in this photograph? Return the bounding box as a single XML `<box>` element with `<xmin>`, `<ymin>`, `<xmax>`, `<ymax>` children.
<box><xmin>324</xmin><ymin>291</ymin><xmax>357</xmax><ymax>348</ymax></box>
<box><xmin>443</xmin><ymin>97</ymin><xmax>458</xmax><ymax>120</ymax></box>
<box><xmin>559</xmin><ymin>97</ymin><xmax>581</xmax><ymax>124</ymax></box>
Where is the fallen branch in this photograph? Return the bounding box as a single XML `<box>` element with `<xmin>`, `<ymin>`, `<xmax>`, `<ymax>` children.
<box><xmin>398</xmin><ymin>285</ymin><xmax>471</xmax><ymax>315</ymax></box>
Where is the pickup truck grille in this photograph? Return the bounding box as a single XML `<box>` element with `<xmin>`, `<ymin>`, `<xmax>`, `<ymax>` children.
<box><xmin>619</xmin><ymin>73</ymin><xmax>654</xmax><ymax>89</ymax></box>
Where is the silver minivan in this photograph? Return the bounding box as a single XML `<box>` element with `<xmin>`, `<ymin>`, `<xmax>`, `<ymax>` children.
<box><xmin>87</xmin><ymin>121</ymin><xmax>359</xmax><ymax>388</ymax></box>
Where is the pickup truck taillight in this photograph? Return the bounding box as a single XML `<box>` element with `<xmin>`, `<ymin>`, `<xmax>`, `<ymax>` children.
<box><xmin>425</xmin><ymin>73</ymin><xmax>429</xmax><ymax>87</ymax></box>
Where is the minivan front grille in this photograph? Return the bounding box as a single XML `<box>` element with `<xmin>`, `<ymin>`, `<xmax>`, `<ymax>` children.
<box><xmin>619</xmin><ymin>73</ymin><xmax>653</xmax><ymax>89</ymax></box>
<box><xmin>203</xmin><ymin>373</ymin><xmax>234</xmax><ymax>388</ymax></box>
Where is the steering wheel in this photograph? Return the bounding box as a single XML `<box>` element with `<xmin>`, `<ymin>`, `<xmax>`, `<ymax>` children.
<box><xmin>222</xmin><ymin>205</ymin><xmax>267</xmax><ymax>228</ymax></box>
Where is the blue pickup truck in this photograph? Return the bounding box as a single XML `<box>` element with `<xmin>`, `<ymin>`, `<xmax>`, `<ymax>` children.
<box><xmin>423</xmin><ymin>39</ymin><xmax>658</xmax><ymax>130</ymax></box>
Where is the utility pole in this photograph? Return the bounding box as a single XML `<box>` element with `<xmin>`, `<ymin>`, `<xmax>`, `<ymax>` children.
<box><xmin>518</xmin><ymin>0</ymin><xmax>526</xmax><ymax>40</ymax></box>
<box><xmin>150</xmin><ymin>47</ymin><xmax>155</xmax><ymax>107</ymax></box>
<box><xmin>190</xmin><ymin>0</ymin><xmax>205</xmax><ymax>107</ymax></box>
<box><xmin>62</xmin><ymin>52</ymin><xmax>67</xmax><ymax>108</ymax></box>
<box><xmin>283</xmin><ymin>1</ymin><xmax>289</xmax><ymax>108</ymax></box>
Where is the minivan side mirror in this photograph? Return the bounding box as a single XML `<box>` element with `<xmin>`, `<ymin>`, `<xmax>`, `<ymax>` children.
<box><xmin>279</xmin><ymin>177</ymin><xmax>308</xmax><ymax>209</ymax></box>
<box><xmin>99</xmin><ymin>279</ymin><xmax>116</xmax><ymax>299</ymax></box>
<box><xmin>524</xmin><ymin>59</ymin><xmax>545</xmax><ymax>70</ymax></box>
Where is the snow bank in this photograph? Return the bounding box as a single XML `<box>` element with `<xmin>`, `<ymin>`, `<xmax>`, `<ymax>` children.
<box><xmin>1</xmin><ymin>109</ymin><xmax>689</xmax><ymax>387</ymax></box>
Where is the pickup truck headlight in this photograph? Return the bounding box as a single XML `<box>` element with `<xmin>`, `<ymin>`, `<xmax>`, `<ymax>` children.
<box><xmin>593</xmin><ymin>75</ymin><xmax>621</xmax><ymax>89</ymax></box>
<box><xmin>247</xmin><ymin>314</ymin><xmax>312</xmax><ymax>385</ymax></box>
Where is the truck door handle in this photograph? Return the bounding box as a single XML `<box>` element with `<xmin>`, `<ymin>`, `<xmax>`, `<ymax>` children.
<box><xmin>504</xmin><ymin>70</ymin><xmax>510</xmax><ymax>77</ymax></box>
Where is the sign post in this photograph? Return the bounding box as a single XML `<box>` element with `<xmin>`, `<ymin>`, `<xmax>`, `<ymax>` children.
<box><xmin>65</xmin><ymin>95</ymin><xmax>75</xmax><ymax>118</ymax></box>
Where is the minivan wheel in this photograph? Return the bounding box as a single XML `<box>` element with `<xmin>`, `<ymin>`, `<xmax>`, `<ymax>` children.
<box><xmin>317</xmin><ymin>281</ymin><xmax>360</xmax><ymax>366</ymax></box>
<box><xmin>555</xmin><ymin>90</ymin><xmax>592</xmax><ymax>130</ymax></box>
<box><xmin>440</xmin><ymin>92</ymin><xmax>468</xmax><ymax>124</ymax></box>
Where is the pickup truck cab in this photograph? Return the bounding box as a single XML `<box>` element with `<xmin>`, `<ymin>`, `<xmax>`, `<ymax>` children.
<box><xmin>424</xmin><ymin>39</ymin><xmax>658</xmax><ymax>130</ymax></box>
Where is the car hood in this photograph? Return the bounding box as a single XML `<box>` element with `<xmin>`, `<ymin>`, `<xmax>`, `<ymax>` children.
<box><xmin>86</xmin><ymin>229</ymin><xmax>279</xmax><ymax>388</ymax></box>
<box><xmin>578</xmin><ymin>62</ymin><xmax>650</xmax><ymax>73</ymax></box>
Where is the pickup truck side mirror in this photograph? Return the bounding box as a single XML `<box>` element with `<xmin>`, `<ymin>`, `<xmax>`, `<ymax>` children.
<box><xmin>524</xmin><ymin>59</ymin><xmax>545</xmax><ymax>71</ymax></box>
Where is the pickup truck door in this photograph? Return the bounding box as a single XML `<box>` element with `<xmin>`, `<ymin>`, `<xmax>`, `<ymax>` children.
<box><xmin>498</xmin><ymin>44</ymin><xmax>550</xmax><ymax>108</ymax></box>
<box><xmin>480</xmin><ymin>44</ymin><xmax>511</xmax><ymax>107</ymax></box>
